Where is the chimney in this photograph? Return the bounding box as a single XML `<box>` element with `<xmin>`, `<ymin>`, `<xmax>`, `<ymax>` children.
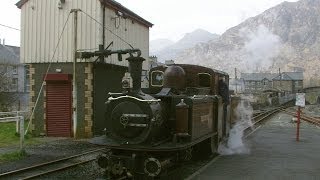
<box><xmin>126</xmin><ymin>56</ymin><xmax>145</xmax><ymax>93</ymax></box>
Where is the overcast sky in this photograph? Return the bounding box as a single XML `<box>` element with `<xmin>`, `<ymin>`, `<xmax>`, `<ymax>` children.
<box><xmin>0</xmin><ymin>0</ymin><xmax>298</xmax><ymax>46</ymax></box>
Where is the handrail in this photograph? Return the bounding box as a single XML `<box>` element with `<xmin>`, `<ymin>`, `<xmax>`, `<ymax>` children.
<box><xmin>0</xmin><ymin>116</ymin><xmax>25</xmax><ymax>151</ymax></box>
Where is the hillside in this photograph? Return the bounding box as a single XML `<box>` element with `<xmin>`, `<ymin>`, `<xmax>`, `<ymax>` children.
<box><xmin>150</xmin><ymin>29</ymin><xmax>219</xmax><ymax>62</ymax></box>
<box><xmin>175</xmin><ymin>0</ymin><xmax>320</xmax><ymax>86</ymax></box>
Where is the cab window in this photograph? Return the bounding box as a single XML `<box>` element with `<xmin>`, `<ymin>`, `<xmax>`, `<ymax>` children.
<box><xmin>198</xmin><ymin>73</ymin><xmax>211</xmax><ymax>87</ymax></box>
<box><xmin>151</xmin><ymin>71</ymin><xmax>164</xmax><ymax>87</ymax></box>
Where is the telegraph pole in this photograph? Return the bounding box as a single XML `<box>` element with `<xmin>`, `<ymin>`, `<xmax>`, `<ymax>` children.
<box><xmin>279</xmin><ymin>68</ymin><xmax>281</xmax><ymax>90</ymax></box>
<box><xmin>235</xmin><ymin>68</ymin><xmax>238</xmax><ymax>93</ymax></box>
<box><xmin>71</xmin><ymin>9</ymin><xmax>80</xmax><ymax>138</ymax></box>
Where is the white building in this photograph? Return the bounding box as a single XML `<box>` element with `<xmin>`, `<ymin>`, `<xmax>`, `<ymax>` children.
<box><xmin>16</xmin><ymin>0</ymin><xmax>153</xmax><ymax>137</ymax></box>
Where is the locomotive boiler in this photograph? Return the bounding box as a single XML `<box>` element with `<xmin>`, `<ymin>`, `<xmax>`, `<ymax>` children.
<box><xmin>89</xmin><ymin>49</ymin><xmax>232</xmax><ymax>179</ymax></box>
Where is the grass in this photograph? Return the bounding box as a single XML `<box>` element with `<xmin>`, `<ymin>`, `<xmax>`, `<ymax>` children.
<box><xmin>0</xmin><ymin>121</ymin><xmax>39</xmax><ymax>147</ymax></box>
<box><xmin>0</xmin><ymin>150</ymin><xmax>27</xmax><ymax>163</ymax></box>
<box><xmin>0</xmin><ymin>121</ymin><xmax>40</xmax><ymax>163</ymax></box>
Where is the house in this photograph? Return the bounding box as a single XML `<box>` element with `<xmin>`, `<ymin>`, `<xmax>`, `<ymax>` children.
<box><xmin>272</xmin><ymin>72</ymin><xmax>303</xmax><ymax>93</ymax></box>
<box><xmin>0</xmin><ymin>43</ymin><xmax>28</xmax><ymax>111</ymax></box>
<box><xmin>241</xmin><ymin>73</ymin><xmax>277</xmax><ymax>93</ymax></box>
<box><xmin>241</xmin><ymin>72</ymin><xmax>304</xmax><ymax>94</ymax></box>
<box><xmin>228</xmin><ymin>78</ymin><xmax>245</xmax><ymax>94</ymax></box>
<box><xmin>16</xmin><ymin>0</ymin><xmax>153</xmax><ymax>138</ymax></box>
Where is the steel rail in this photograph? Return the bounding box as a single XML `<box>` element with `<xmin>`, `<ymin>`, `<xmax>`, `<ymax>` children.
<box><xmin>20</xmin><ymin>159</ymin><xmax>95</xmax><ymax>180</ymax></box>
<box><xmin>282</xmin><ymin>109</ymin><xmax>320</xmax><ymax>126</ymax></box>
<box><xmin>252</xmin><ymin>107</ymin><xmax>285</xmax><ymax>125</ymax></box>
<box><xmin>0</xmin><ymin>148</ymin><xmax>105</xmax><ymax>178</ymax></box>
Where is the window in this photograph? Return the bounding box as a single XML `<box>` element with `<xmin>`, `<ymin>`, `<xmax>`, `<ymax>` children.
<box><xmin>198</xmin><ymin>73</ymin><xmax>211</xmax><ymax>87</ymax></box>
<box><xmin>6</xmin><ymin>66</ymin><xmax>12</xmax><ymax>75</ymax></box>
<box><xmin>12</xmin><ymin>66</ymin><xmax>18</xmax><ymax>75</ymax></box>
<box><xmin>294</xmin><ymin>81</ymin><xmax>302</xmax><ymax>87</ymax></box>
<box><xmin>12</xmin><ymin>78</ymin><xmax>18</xmax><ymax>85</ymax></box>
<box><xmin>12</xmin><ymin>78</ymin><xmax>18</xmax><ymax>91</ymax></box>
<box><xmin>151</xmin><ymin>71</ymin><xmax>164</xmax><ymax>87</ymax></box>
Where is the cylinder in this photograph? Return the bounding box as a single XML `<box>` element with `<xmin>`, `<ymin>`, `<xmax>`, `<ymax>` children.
<box><xmin>175</xmin><ymin>99</ymin><xmax>189</xmax><ymax>133</ymax></box>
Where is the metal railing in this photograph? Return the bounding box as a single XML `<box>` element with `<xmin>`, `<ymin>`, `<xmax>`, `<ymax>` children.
<box><xmin>0</xmin><ymin>111</ymin><xmax>27</xmax><ymax>152</ymax></box>
<box><xmin>0</xmin><ymin>111</ymin><xmax>28</xmax><ymax>134</ymax></box>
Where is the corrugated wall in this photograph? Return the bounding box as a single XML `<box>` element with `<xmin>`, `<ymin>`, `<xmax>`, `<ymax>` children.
<box><xmin>103</xmin><ymin>6</ymin><xmax>150</xmax><ymax>70</ymax></box>
<box><xmin>20</xmin><ymin>0</ymin><xmax>150</xmax><ymax>70</ymax></box>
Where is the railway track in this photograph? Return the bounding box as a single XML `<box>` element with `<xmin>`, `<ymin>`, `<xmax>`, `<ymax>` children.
<box><xmin>0</xmin><ymin>148</ymin><xmax>105</xmax><ymax>179</ymax></box>
<box><xmin>282</xmin><ymin>109</ymin><xmax>320</xmax><ymax>126</ymax></box>
<box><xmin>245</xmin><ymin>106</ymin><xmax>287</xmax><ymax>136</ymax></box>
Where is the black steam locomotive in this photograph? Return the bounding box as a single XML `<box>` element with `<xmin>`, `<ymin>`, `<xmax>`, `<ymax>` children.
<box><xmin>90</xmin><ymin>49</ymin><xmax>232</xmax><ymax>179</ymax></box>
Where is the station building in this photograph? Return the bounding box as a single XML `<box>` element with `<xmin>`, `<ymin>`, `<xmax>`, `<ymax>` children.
<box><xmin>16</xmin><ymin>0</ymin><xmax>153</xmax><ymax>138</ymax></box>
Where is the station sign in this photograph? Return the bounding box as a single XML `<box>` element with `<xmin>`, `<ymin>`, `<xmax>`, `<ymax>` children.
<box><xmin>295</xmin><ymin>93</ymin><xmax>305</xmax><ymax>107</ymax></box>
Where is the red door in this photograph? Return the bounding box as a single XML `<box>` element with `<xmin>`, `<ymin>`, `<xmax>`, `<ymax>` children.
<box><xmin>45</xmin><ymin>74</ymin><xmax>72</xmax><ymax>137</ymax></box>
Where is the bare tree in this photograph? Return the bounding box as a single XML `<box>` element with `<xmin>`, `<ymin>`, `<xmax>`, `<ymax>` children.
<box><xmin>0</xmin><ymin>63</ymin><xmax>20</xmax><ymax>111</ymax></box>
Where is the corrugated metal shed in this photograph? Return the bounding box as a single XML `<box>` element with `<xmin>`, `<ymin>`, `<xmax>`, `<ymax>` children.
<box><xmin>16</xmin><ymin>0</ymin><xmax>152</xmax><ymax>70</ymax></box>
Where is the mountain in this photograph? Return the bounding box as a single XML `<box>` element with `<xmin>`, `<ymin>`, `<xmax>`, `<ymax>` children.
<box><xmin>150</xmin><ymin>29</ymin><xmax>220</xmax><ymax>62</ymax></box>
<box><xmin>175</xmin><ymin>0</ymin><xmax>320</xmax><ymax>86</ymax></box>
<box><xmin>149</xmin><ymin>39</ymin><xmax>174</xmax><ymax>54</ymax></box>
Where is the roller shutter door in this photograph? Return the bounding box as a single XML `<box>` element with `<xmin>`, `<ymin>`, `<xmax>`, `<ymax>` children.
<box><xmin>46</xmin><ymin>80</ymin><xmax>72</xmax><ymax>137</ymax></box>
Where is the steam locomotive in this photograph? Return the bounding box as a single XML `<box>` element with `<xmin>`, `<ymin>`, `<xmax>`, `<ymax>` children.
<box><xmin>90</xmin><ymin>49</ymin><xmax>233</xmax><ymax>179</ymax></box>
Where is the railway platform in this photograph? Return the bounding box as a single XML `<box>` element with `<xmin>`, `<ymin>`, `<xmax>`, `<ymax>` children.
<box><xmin>189</xmin><ymin>110</ymin><xmax>320</xmax><ymax>179</ymax></box>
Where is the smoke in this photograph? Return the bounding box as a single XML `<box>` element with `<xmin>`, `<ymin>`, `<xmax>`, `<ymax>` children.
<box><xmin>218</xmin><ymin>95</ymin><xmax>254</xmax><ymax>155</ymax></box>
<box><xmin>240</xmin><ymin>24</ymin><xmax>281</xmax><ymax>72</ymax></box>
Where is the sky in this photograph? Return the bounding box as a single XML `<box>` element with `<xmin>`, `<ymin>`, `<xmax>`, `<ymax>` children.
<box><xmin>0</xmin><ymin>0</ymin><xmax>298</xmax><ymax>46</ymax></box>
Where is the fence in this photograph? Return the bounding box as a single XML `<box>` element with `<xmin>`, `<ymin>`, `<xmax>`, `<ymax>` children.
<box><xmin>0</xmin><ymin>111</ymin><xmax>28</xmax><ymax>152</ymax></box>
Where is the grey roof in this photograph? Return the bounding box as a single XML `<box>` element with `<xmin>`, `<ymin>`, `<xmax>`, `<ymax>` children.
<box><xmin>241</xmin><ymin>73</ymin><xmax>277</xmax><ymax>81</ymax></box>
<box><xmin>16</xmin><ymin>0</ymin><xmax>153</xmax><ymax>28</ymax></box>
<box><xmin>273</xmin><ymin>72</ymin><xmax>303</xmax><ymax>81</ymax></box>
<box><xmin>0</xmin><ymin>44</ymin><xmax>20</xmax><ymax>65</ymax></box>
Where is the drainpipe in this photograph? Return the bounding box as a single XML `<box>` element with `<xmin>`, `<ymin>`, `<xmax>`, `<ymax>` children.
<box><xmin>102</xmin><ymin>5</ymin><xmax>105</xmax><ymax>47</ymax></box>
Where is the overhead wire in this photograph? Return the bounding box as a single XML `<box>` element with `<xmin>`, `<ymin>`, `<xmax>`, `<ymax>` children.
<box><xmin>25</xmin><ymin>9</ymin><xmax>136</xmax><ymax>134</ymax></box>
<box><xmin>79</xmin><ymin>10</ymin><xmax>135</xmax><ymax>49</ymax></box>
<box><xmin>0</xmin><ymin>24</ymin><xmax>20</xmax><ymax>31</ymax></box>
<box><xmin>25</xmin><ymin>12</ymin><xmax>72</xmax><ymax>135</ymax></box>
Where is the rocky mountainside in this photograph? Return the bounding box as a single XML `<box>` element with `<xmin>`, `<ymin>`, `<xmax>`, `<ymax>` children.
<box><xmin>176</xmin><ymin>0</ymin><xmax>320</xmax><ymax>86</ymax></box>
<box><xmin>151</xmin><ymin>29</ymin><xmax>219</xmax><ymax>62</ymax></box>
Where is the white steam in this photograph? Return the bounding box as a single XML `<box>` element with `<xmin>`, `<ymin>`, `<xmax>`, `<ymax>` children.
<box><xmin>218</xmin><ymin>96</ymin><xmax>254</xmax><ymax>155</ymax></box>
<box><xmin>241</xmin><ymin>24</ymin><xmax>281</xmax><ymax>72</ymax></box>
